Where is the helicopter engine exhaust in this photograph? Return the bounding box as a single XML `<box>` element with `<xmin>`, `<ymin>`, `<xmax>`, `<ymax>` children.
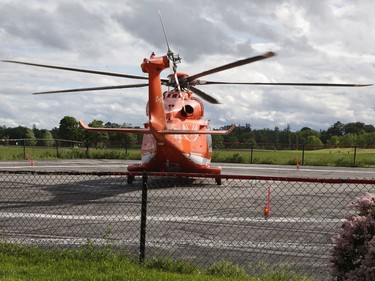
<box><xmin>181</xmin><ymin>104</ymin><xmax>194</xmax><ymax>117</ymax></box>
<box><xmin>180</xmin><ymin>98</ymin><xmax>203</xmax><ymax>119</ymax></box>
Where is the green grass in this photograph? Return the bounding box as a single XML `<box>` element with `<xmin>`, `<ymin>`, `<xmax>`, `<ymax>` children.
<box><xmin>212</xmin><ymin>147</ymin><xmax>375</xmax><ymax>167</ymax></box>
<box><xmin>2</xmin><ymin>145</ymin><xmax>375</xmax><ymax>167</ymax></box>
<box><xmin>0</xmin><ymin>146</ymin><xmax>141</xmax><ymax>161</ymax></box>
<box><xmin>0</xmin><ymin>243</ymin><xmax>313</xmax><ymax>281</ymax></box>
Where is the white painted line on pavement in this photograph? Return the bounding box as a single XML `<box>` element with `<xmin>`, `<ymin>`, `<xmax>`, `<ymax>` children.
<box><xmin>0</xmin><ymin>165</ymin><xmax>128</xmax><ymax>169</ymax></box>
<box><xmin>227</xmin><ymin>165</ymin><xmax>375</xmax><ymax>174</ymax></box>
<box><xmin>0</xmin><ymin>212</ymin><xmax>344</xmax><ymax>223</ymax></box>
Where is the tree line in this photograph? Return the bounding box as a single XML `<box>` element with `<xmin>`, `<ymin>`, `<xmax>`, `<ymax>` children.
<box><xmin>1</xmin><ymin>117</ymin><xmax>375</xmax><ymax>149</ymax></box>
<box><xmin>0</xmin><ymin>116</ymin><xmax>139</xmax><ymax>151</ymax></box>
<box><xmin>214</xmin><ymin>121</ymin><xmax>375</xmax><ymax>149</ymax></box>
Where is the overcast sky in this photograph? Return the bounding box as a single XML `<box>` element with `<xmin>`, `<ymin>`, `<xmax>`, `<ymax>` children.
<box><xmin>0</xmin><ymin>0</ymin><xmax>374</xmax><ymax>131</ymax></box>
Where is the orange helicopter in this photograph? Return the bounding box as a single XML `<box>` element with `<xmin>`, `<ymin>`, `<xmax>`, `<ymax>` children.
<box><xmin>2</xmin><ymin>32</ymin><xmax>372</xmax><ymax>184</ymax></box>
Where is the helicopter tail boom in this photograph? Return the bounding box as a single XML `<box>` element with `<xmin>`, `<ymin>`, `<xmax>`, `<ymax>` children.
<box><xmin>157</xmin><ymin>124</ymin><xmax>236</xmax><ymax>135</ymax></box>
<box><xmin>80</xmin><ymin>120</ymin><xmax>235</xmax><ymax>135</ymax></box>
<box><xmin>79</xmin><ymin>120</ymin><xmax>150</xmax><ymax>134</ymax></box>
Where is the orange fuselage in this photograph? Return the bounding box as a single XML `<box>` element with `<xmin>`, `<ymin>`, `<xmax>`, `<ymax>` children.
<box><xmin>127</xmin><ymin>54</ymin><xmax>221</xmax><ymax>174</ymax></box>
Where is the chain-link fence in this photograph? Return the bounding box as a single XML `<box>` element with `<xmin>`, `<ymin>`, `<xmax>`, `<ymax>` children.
<box><xmin>2</xmin><ymin>139</ymin><xmax>374</xmax><ymax>167</ymax></box>
<box><xmin>0</xmin><ymin>170</ymin><xmax>374</xmax><ymax>280</ymax></box>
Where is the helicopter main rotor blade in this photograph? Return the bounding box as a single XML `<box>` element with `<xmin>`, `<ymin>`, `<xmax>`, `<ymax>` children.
<box><xmin>193</xmin><ymin>80</ymin><xmax>373</xmax><ymax>87</ymax></box>
<box><xmin>2</xmin><ymin>60</ymin><xmax>149</xmax><ymax>80</ymax></box>
<box><xmin>33</xmin><ymin>83</ymin><xmax>149</xmax><ymax>95</ymax></box>
<box><xmin>186</xmin><ymin>52</ymin><xmax>275</xmax><ymax>83</ymax></box>
<box><xmin>190</xmin><ymin>86</ymin><xmax>220</xmax><ymax>104</ymax></box>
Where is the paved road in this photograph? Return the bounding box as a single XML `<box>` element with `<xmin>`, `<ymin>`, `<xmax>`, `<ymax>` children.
<box><xmin>1</xmin><ymin>159</ymin><xmax>375</xmax><ymax>179</ymax></box>
<box><xmin>1</xmin><ymin>160</ymin><xmax>374</xmax><ymax>279</ymax></box>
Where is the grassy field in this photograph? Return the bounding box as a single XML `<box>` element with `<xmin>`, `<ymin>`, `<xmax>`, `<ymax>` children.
<box><xmin>0</xmin><ymin>146</ymin><xmax>141</xmax><ymax>161</ymax></box>
<box><xmin>212</xmin><ymin>147</ymin><xmax>375</xmax><ymax>167</ymax></box>
<box><xmin>1</xmin><ymin>145</ymin><xmax>374</xmax><ymax>167</ymax></box>
<box><xmin>0</xmin><ymin>243</ymin><xmax>313</xmax><ymax>281</ymax></box>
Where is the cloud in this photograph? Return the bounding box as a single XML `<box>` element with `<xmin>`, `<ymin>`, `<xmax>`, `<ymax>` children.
<box><xmin>0</xmin><ymin>0</ymin><xmax>374</xmax><ymax>132</ymax></box>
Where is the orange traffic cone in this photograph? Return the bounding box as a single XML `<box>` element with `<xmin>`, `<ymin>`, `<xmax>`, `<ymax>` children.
<box><xmin>264</xmin><ymin>185</ymin><xmax>271</xmax><ymax>220</ymax></box>
<box><xmin>264</xmin><ymin>206</ymin><xmax>270</xmax><ymax>220</ymax></box>
<box><xmin>25</xmin><ymin>153</ymin><xmax>34</xmax><ymax>166</ymax></box>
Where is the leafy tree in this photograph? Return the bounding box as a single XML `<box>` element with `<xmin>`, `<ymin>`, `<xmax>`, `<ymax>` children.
<box><xmin>104</xmin><ymin>122</ymin><xmax>137</xmax><ymax>151</ymax></box>
<box><xmin>274</xmin><ymin>126</ymin><xmax>280</xmax><ymax>147</ymax></box>
<box><xmin>306</xmin><ymin>135</ymin><xmax>323</xmax><ymax>149</ymax></box>
<box><xmin>30</xmin><ymin>126</ymin><xmax>50</xmax><ymax>146</ymax></box>
<box><xmin>300</xmin><ymin>127</ymin><xmax>320</xmax><ymax>138</ymax></box>
<box><xmin>253</xmin><ymin>128</ymin><xmax>275</xmax><ymax>147</ymax></box>
<box><xmin>340</xmin><ymin>133</ymin><xmax>356</xmax><ymax>146</ymax></box>
<box><xmin>327</xmin><ymin>136</ymin><xmax>340</xmax><ymax>147</ymax></box>
<box><xmin>355</xmin><ymin>132</ymin><xmax>367</xmax><ymax>147</ymax></box>
<box><xmin>327</xmin><ymin>121</ymin><xmax>344</xmax><ymax>137</ymax></box>
<box><xmin>319</xmin><ymin>129</ymin><xmax>330</xmax><ymax>144</ymax></box>
<box><xmin>364</xmin><ymin>124</ymin><xmax>375</xmax><ymax>133</ymax></box>
<box><xmin>7</xmin><ymin>118</ymin><xmax>375</xmax><ymax>150</ymax></box>
<box><xmin>223</xmin><ymin>134</ymin><xmax>239</xmax><ymax>148</ymax></box>
<box><xmin>0</xmin><ymin>125</ymin><xmax>7</xmax><ymax>139</ymax></box>
<box><xmin>241</xmin><ymin>132</ymin><xmax>256</xmax><ymax>146</ymax></box>
<box><xmin>83</xmin><ymin>120</ymin><xmax>109</xmax><ymax>149</ymax></box>
<box><xmin>296</xmin><ymin>127</ymin><xmax>320</xmax><ymax>146</ymax></box>
<box><xmin>212</xmin><ymin>134</ymin><xmax>224</xmax><ymax>149</ymax></box>
<box><xmin>121</xmin><ymin>133</ymin><xmax>137</xmax><ymax>153</ymax></box>
<box><xmin>43</xmin><ymin>131</ymin><xmax>55</xmax><ymax>147</ymax></box>
<box><xmin>6</xmin><ymin>126</ymin><xmax>27</xmax><ymax>139</ymax></box>
<box><xmin>343</xmin><ymin>122</ymin><xmax>366</xmax><ymax>135</ymax></box>
<box><xmin>50</xmin><ymin>127</ymin><xmax>60</xmax><ymax>139</ymax></box>
<box><xmin>58</xmin><ymin>116</ymin><xmax>81</xmax><ymax>143</ymax></box>
<box><xmin>253</xmin><ymin>129</ymin><xmax>268</xmax><ymax>144</ymax></box>
<box><xmin>365</xmin><ymin>132</ymin><xmax>375</xmax><ymax>146</ymax></box>
<box><xmin>25</xmin><ymin>128</ymin><xmax>36</xmax><ymax>146</ymax></box>
<box><xmin>32</xmin><ymin>124</ymin><xmax>44</xmax><ymax>140</ymax></box>
<box><xmin>279</xmin><ymin>124</ymin><xmax>292</xmax><ymax>149</ymax></box>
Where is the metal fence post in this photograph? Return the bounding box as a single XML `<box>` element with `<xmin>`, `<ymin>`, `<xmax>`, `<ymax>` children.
<box><xmin>250</xmin><ymin>143</ymin><xmax>254</xmax><ymax>164</ymax></box>
<box><xmin>139</xmin><ymin>171</ymin><xmax>148</xmax><ymax>263</ymax></box>
<box><xmin>23</xmin><ymin>139</ymin><xmax>26</xmax><ymax>160</ymax></box>
<box><xmin>55</xmin><ymin>140</ymin><xmax>59</xmax><ymax>159</ymax></box>
<box><xmin>302</xmin><ymin>144</ymin><xmax>305</xmax><ymax>166</ymax></box>
<box><xmin>353</xmin><ymin>146</ymin><xmax>357</xmax><ymax>165</ymax></box>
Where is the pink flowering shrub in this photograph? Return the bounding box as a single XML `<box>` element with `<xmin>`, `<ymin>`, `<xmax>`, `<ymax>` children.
<box><xmin>330</xmin><ymin>193</ymin><xmax>375</xmax><ymax>280</ymax></box>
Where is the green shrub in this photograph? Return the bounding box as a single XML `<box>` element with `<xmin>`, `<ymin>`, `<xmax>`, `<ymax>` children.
<box><xmin>330</xmin><ymin>193</ymin><xmax>375</xmax><ymax>280</ymax></box>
